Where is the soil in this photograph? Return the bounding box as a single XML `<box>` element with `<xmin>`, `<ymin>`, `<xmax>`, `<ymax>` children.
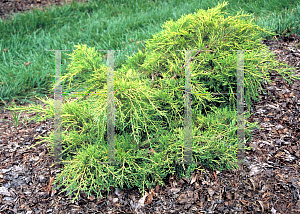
<box><xmin>1</xmin><ymin>1</ymin><xmax>300</xmax><ymax>213</ymax></box>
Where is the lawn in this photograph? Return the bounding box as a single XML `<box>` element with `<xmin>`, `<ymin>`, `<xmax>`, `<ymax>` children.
<box><xmin>0</xmin><ymin>0</ymin><xmax>299</xmax><ymax>104</ymax></box>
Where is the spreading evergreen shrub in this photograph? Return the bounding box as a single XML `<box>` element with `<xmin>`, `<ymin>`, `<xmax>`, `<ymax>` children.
<box><xmin>9</xmin><ymin>1</ymin><xmax>299</xmax><ymax>202</ymax></box>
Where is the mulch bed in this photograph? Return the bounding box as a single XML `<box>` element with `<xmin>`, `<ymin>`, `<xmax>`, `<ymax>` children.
<box><xmin>0</xmin><ymin>0</ymin><xmax>88</xmax><ymax>21</ymax></box>
<box><xmin>1</xmin><ymin>2</ymin><xmax>300</xmax><ymax>213</ymax></box>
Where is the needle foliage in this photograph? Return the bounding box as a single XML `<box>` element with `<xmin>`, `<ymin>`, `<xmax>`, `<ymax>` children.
<box><xmin>5</xmin><ymin>1</ymin><xmax>299</xmax><ymax>202</ymax></box>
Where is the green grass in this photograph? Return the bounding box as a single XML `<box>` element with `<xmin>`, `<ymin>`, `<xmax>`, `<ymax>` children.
<box><xmin>0</xmin><ymin>0</ymin><xmax>300</xmax><ymax>106</ymax></box>
<box><xmin>0</xmin><ymin>0</ymin><xmax>299</xmax><ymax>202</ymax></box>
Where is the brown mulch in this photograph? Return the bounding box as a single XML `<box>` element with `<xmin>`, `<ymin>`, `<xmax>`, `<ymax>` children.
<box><xmin>0</xmin><ymin>0</ymin><xmax>88</xmax><ymax>21</ymax></box>
<box><xmin>1</xmin><ymin>2</ymin><xmax>300</xmax><ymax>213</ymax></box>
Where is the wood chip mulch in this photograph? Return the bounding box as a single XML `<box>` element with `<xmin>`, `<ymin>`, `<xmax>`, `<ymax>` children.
<box><xmin>1</xmin><ymin>2</ymin><xmax>300</xmax><ymax>213</ymax></box>
<box><xmin>0</xmin><ymin>0</ymin><xmax>88</xmax><ymax>21</ymax></box>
